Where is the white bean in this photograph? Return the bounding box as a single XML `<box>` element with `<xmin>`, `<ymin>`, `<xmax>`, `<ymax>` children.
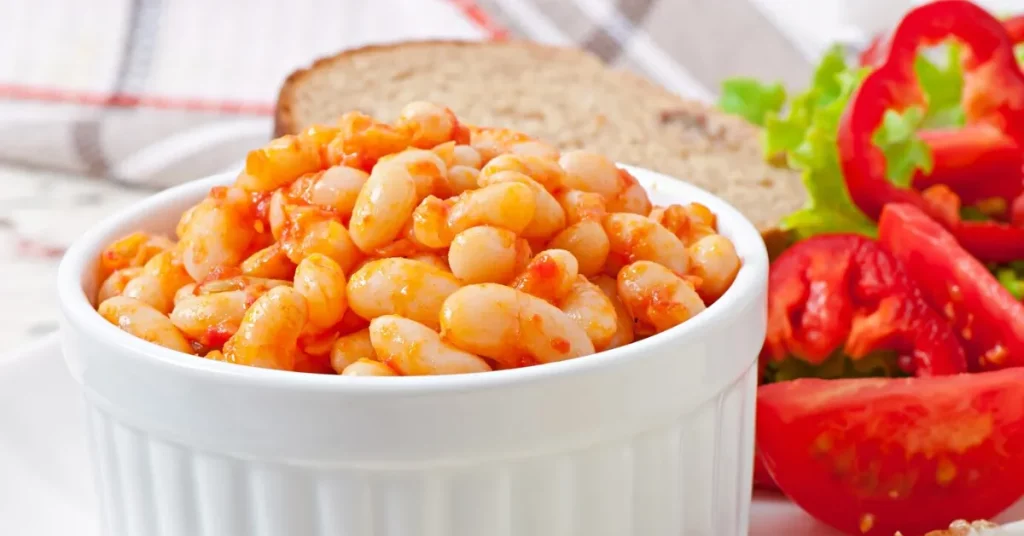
<box><xmin>293</xmin><ymin>254</ymin><xmax>348</xmax><ymax>332</ymax></box>
<box><xmin>122</xmin><ymin>251</ymin><xmax>194</xmax><ymax>314</ymax></box>
<box><xmin>170</xmin><ymin>290</ymin><xmax>249</xmax><ymax>345</ymax></box>
<box><xmin>606</xmin><ymin>169</ymin><xmax>651</xmax><ymax>215</ymax></box>
<box><xmin>370</xmin><ymin>315</ymin><xmax>491</xmax><ymax>375</ymax></box>
<box><xmin>235</xmin><ymin>135</ymin><xmax>321</xmax><ymax>192</ymax></box>
<box><xmin>480</xmin><ymin>153</ymin><xmax>565</xmax><ymax>192</ymax></box>
<box><xmin>222</xmin><ymin>286</ymin><xmax>308</xmax><ymax>370</ymax></box>
<box><xmin>96</xmin><ymin>267</ymin><xmax>143</xmax><ymax>304</ymax></box>
<box><xmin>240</xmin><ymin>243</ymin><xmax>296</xmax><ymax>280</ymax></box>
<box><xmin>342</xmin><ymin>358</ymin><xmax>398</xmax><ymax>377</ymax></box>
<box><xmin>547</xmin><ymin>220</ymin><xmax>610</xmax><ymax>277</ymax></box>
<box><xmin>557</xmin><ymin>276</ymin><xmax>618</xmax><ymax>350</ymax></box>
<box><xmin>478</xmin><ymin>170</ymin><xmax>565</xmax><ymax>240</ymax></box>
<box><xmin>280</xmin><ymin>208</ymin><xmax>363</xmax><ymax>272</ymax></box>
<box><xmin>330</xmin><ymin>328</ymin><xmax>376</xmax><ymax>373</ymax></box>
<box><xmin>349</xmin><ymin>162</ymin><xmax>419</xmax><ymax>253</ymax></box>
<box><xmin>397</xmin><ymin>101</ymin><xmax>459</xmax><ymax>149</ymax></box>
<box><xmin>558</xmin><ymin>150</ymin><xmax>620</xmax><ymax>198</ymax></box>
<box><xmin>293</xmin><ymin>165</ymin><xmax>369</xmax><ymax>219</ymax></box>
<box><xmin>603</xmin><ymin>213</ymin><xmax>688</xmax><ymax>275</ymax></box>
<box><xmin>447</xmin><ymin>226</ymin><xmax>520</xmax><ymax>284</ymax></box>
<box><xmin>555</xmin><ymin>189</ymin><xmax>607</xmax><ymax>225</ymax></box>
<box><xmin>99</xmin><ymin>296</ymin><xmax>193</xmax><ymax>353</ymax></box>
<box><xmin>412</xmin><ymin>182</ymin><xmax>536</xmax><ymax>248</ymax></box>
<box><xmin>378</xmin><ymin>148</ymin><xmax>449</xmax><ymax>198</ymax></box>
<box><xmin>440</xmin><ymin>283</ymin><xmax>594</xmax><ymax>368</ymax></box>
<box><xmin>687</xmin><ymin>234</ymin><xmax>740</xmax><ymax>302</ymax></box>
<box><xmin>180</xmin><ymin>188</ymin><xmax>257</xmax><ymax>282</ymax></box>
<box><xmin>511</xmin><ymin>249</ymin><xmax>579</xmax><ymax>302</ymax></box>
<box><xmin>173</xmin><ymin>283</ymin><xmax>197</xmax><ymax>307</ymax></box>
<box><xmin>592</xmin><ymin>275</ymin><xmax>635</xmax><ymax>350</ymax></box>
<box><xmin>617</xmin><ymin>261</ymin><xmax>706</xmax><ymax>333</ymax></box>
<box><xmin>447</xmin><ymin>165</ymin><xmax>480</xmax><ymax>195</ymax></box>
<box><xmin>346</xmin><ymin>258</ymin><xmax>461</xmax><ymax>330</ymax></box>
<box><xmin>452</xmin><ymin>145</ymin><xmax>482</xmax><ymax>169</ymax></box>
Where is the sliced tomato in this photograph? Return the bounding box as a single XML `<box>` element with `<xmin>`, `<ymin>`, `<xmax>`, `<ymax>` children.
<box><xmin>758</xmin><ymin>369</ymin><xmax>1024</xmax><ymax>536</ymax></box>
<box><xmin>879</xmin><ymin>203</ymin><xmax>1024</xmax><ymax>369</ymax></box>
<box><xmin>764</xmin><ymin>234</ymin><xmax>966</xmax><ymax>377</ymax></box>
<box><xmin>753</xmin><ymin>448</ymin><xmax>778</xmax><ymax>490</ymax></box>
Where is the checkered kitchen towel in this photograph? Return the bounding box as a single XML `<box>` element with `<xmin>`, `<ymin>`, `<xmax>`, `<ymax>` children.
<box><xmin>0</xmin><ymin>0</ymin><xmax>1010</xmax><ymax>346</ymax></box>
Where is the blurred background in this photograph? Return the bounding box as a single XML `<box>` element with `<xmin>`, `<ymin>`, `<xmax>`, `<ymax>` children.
<box><xmin>0</xmin><ymin>0</ymin><xmax>1016</xmax><ymax>349</ymax></box>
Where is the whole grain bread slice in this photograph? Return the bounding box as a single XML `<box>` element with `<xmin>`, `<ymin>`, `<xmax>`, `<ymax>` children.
<box><xmin>275</xmin><ymin>40</ymin><xmax>803</xmax><ymax>243</ymax></box>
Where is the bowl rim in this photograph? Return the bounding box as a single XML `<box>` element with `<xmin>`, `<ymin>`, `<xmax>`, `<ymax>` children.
<box><xmin>57</xmin><ymin>164</ymin><xmax>768</xmax><ymax>394</ymax></box>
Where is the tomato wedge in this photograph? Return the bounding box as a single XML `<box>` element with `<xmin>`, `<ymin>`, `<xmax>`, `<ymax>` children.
<box><xmin>763</xmin><ymin>234</ymin><xmax>966</xmax><ymax>377</ymax></box>
<box><xmin>752</xmin><ymin>447</ymin><xmax>776</xmax><ymax>490</ymax></box>
<box><xmin>879</xmin><ymin>203</ymin><xmax>1024</xmax><ymax>370</ymax></box>
<box><xmin>758</xmin><ymin>368</ymin><xmax>1024</xmax><ymax>536</ymax></box>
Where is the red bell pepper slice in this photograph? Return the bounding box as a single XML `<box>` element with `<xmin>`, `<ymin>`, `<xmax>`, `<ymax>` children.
<box><xmin>859</xmin><ymin>34</ymin><xmax>887</xmax><ymax>68</ymax></box>
<box><xmin>758</xmin><ymin>368</ymin><xmax>1024</xmax><ymax>536</ymax></box>
<box><xmin>914</xmin><ymin>126</ymin><xmax>1024</xmax><ymax>205</ymax></box>
<box><xmin>838</xmin><ymin>0</ymin><xmax>1024</xmax><ymax>263</ymax></box>
<box><xmin>763</xmin><ymin>234</ymin><xmax>966</xmax><ymax>378</ymax></box>
<box><xmin>879</xmin><ymin>203</ymin><xmax>1024</xmax><ymax>370</ymax></box>
<box><xmin>1005</xmin><ymin>14</ymin><xmax>1024</xmax><ymax>44</ymax></box>
<box><xmin>862</xmin><ymin>12</ymin><xmax>1024</xmax><ymax>67</ymax></box>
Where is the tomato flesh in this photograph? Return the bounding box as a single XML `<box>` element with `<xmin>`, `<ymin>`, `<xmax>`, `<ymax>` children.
<box><xmin>879</xmin><ymin>203</ymin><xmax>1024</xmax><ymax>369</ymax></box>
<box><xmin>764</xmin><ymin>234</ymin><xmax>966</xmax><ymax>377</ymax></box>
<box><xmin>758</xmin><ymin>368</ymin><xmax>1024</xmax><ymax>536</ymax></box>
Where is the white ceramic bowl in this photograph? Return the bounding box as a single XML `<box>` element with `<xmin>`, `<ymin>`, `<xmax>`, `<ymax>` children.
<box><xmin>57</xmin><ymin>165</ymin><xmax>768</xmax><ymax>536</ymax></box>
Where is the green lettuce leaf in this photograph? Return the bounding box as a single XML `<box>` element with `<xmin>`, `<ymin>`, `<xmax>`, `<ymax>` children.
<box><xmin>961</xmin><ymin>205</ymin><xmax>991</xmax><ymax>222</ymax></box>
<box><xmin>992</xmin><ymin>260</ymin><xmax>1024</xmax><ymax>301</ymax></box>
<box><xmin>718</xmin><ymin>78</ymin><xmax>786</xmax><ymax>127</ymax></box>
<box><xmin>872</xmin><ymin>106</ymin><xmax>934</xmax><ymax>187</ymax></box>
<box><xmin>996</xmin><ymin>269</ymin><xmax>1024</xmax><ymax>300</ymax></box>
<box><xmin>915</xmin><ymin>44</ymin><xmax>966</xmax><ymax>128</ymax></box>
<box><xmin>761</xmin><ymin>46</ymin><xmax>847</xmax><ymax>159</ymax></box>
<box><xmin>766</xmin><ymin>54</ymin><xmax>878</xmax><ymax>239</ymax></box>
<box><xmin>720</xmin><ymin>44</ymin><xmax>951</xmax><ymax>241</ymax></box>
<box><xmin>764</xmin><ymin>350</ymin><xmax>905</xmax><ymax>383</ymax></box>
<box><xmin>762</xmin><ymin>92</ymin><xmax>813</xmax><ymax>158</ymax></box>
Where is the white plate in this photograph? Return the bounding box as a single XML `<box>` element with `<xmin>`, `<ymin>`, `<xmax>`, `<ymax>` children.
<box><xmin>2</xmin><ymin>334</ymin><xmax>1024</xmax><ymax>535</ymax></box>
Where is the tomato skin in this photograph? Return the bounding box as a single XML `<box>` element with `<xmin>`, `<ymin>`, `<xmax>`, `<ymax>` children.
<box><xmin>753</xmin><ymin>448</ymin><xmax>778</xmax><ymax>490</ymax></box>
<box><xmin>764</xmin><ymin>234</ymin><xmax>966</xmax><ymax>376</ymax></box>
<box><xmin>879</xmin><ymin>203</ymin><xmax>1024</xmax><ymax>370</ymax></box>
<box><xmin>758</xmin><ymin>369</ymin><xmax>1024</xmax><ymax>536</ymax></box>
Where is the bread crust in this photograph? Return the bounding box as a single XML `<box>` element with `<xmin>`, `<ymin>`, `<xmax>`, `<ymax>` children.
<box><xmin>275</xmin><ymin>40</ymin><xmax>597</xmax><ymax>137</ymax></box>
<box><xmin>274</xmin><ymin>40</ymin><xmax>804</xmax><ymax>240</ymax></box>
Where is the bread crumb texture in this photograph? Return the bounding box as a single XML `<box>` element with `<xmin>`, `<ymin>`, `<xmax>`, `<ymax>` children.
<box><xmin>276</xmin><ymin>41</ymin><xmax>804</xmax><ymax>231</ymax></box>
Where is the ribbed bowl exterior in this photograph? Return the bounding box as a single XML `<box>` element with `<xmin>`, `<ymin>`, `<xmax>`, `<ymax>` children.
<box><xmin>59</xmin><ymin>168</ymin><xmax>768</xmax><ymax>536</ymax></box>
<box><xmin>82</xmin><ymin>363</ymin><xmax>756</xmax><ymax>536</ymax></box>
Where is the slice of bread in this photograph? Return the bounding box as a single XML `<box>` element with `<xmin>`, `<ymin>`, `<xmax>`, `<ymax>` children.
<box><xmin>275</xmin><ymin>40</ymin><xmax>804</xmax><ymax>239</ymax></box>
